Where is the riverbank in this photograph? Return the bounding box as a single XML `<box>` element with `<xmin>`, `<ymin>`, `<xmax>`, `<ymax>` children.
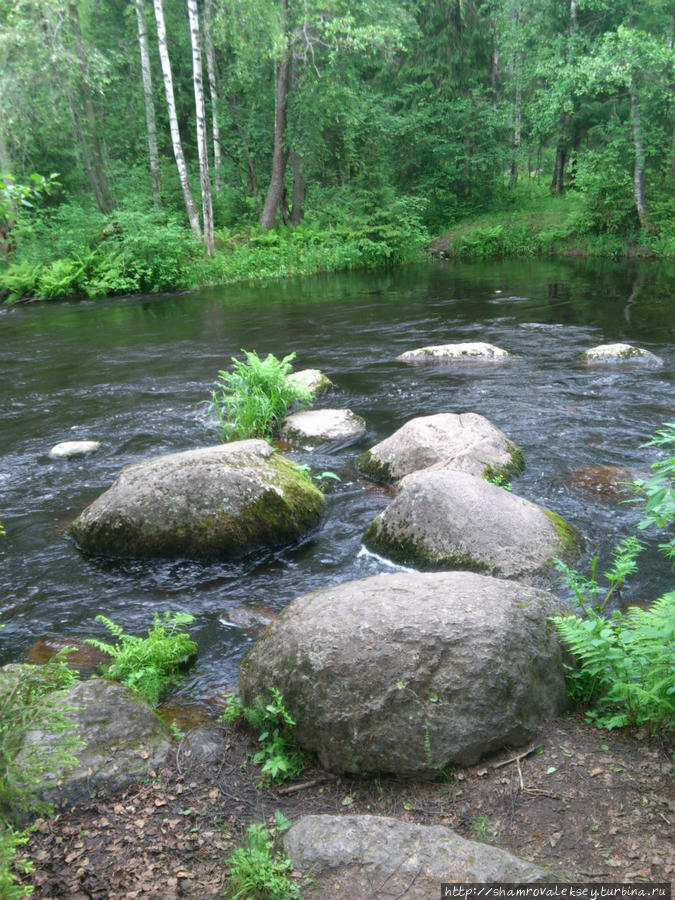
<box><xmin>19</xmin><ymin>711</ymin><xmax>674</xmax><ymax>897</ymax></box>
<box><xmin>1</xmin><ymin>187</ymin><xmax>673</xmax><ymax>306</ymax></box>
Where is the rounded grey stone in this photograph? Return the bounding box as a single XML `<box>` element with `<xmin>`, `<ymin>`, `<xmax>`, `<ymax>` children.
<box><xmin>48</xmin><ymin>440</ymin><xmax>101</xmax><ymax>459</ymax></box>
<box><xmin>396</xmin><ymin>342</ymin><xmax>511</xmax><ymax>364</ymax></box>
<box><xmin>356</xmin><ymin>412</ymin><xmax>523</xmax><ymax>483</ymax></box>
<box><xmin>279</xmin><ymin>408</ymin><xmax>366</xmax><ymax>446</ymax></box>
<box><xmin>240</xmin><ymin>570</ymin><xmax>567</xmax><ymax>775</ymax></box>
<box><xmin>579</xmin><ymin>343</ymin><xmax>662</xmax><ymax>366</ymax></box>
<box><xmin>287</xmin><ymin>368</ymin><xmax>333</xmax><ymax>397</ymax></box>
<box><xmin>363</xmin><ymin>468</ymin><xmax>581</xmax><ymax>577</ymax></box>
<box><xmin>69</xmin><ymin>440</ymin><xmax>325</xmax><ymax>560</ymax></box>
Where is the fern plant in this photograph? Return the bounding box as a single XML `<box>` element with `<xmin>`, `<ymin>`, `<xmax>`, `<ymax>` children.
<box><xmin>0</xmin><ymin>822</ymin><xmax>34</xmax><ymax>899</ymax></box>
<box><xmin>632</xmin><ymin>422</ymin><xmax>675</xmax><ymax>560</ymax></box>
<box><xmin>222</xmin><ymin>687</ymin><xmax>307</xmax><ymax>783</ymax></box>
<box><xmin>554</xmin><ymin>535</ymin><xmax>643</xmax><ymax>613</ymax></box>
<box><xmin>223</xmin><ymin>820</ymin><xmax>301</xmax><ymax>900</ymax></box>
<box><xmin>85</xmin><ymin>612</ymin><xmax>196</xmax><ymax>707</ymax></box>
<box><xmin>208</xmin><ymin>350</ymin><xmax>312</xmax><ymax>442</ymax></box>
<box><xmin>553</xmin><ymin>591</ymin><xmax>675</xmax><ymax>734</ymax></box>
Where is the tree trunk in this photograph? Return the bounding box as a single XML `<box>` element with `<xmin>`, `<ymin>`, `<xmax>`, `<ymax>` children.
<box><xmin>187</xmin><ymin>0</ymin><xmax>214</xmax><ymax>255</ymax></box>
<box><xmin>290</xmin><ymin>152</ymin><xmax>305</xmax><ymax>225</ymax></box>
<box><xmin>204</xmin><ymin>0</ymin><xmax>223</xmax><ymax>192</ymax></box>
<box><xmin>69</xmin><ymin>2</ymin><xmax>113</xmax><ymax>213</ymax></box>
<box><xmin>152</xmin><ymin>0</ymin><xmax>201</xmax><ymax>240</ymax></box>
<box><xmin>135</xmin><ymin>0</ymin><xmax>162</xmax><ymax>205</ymax></box>
<box><xmin>551</xmin><ymin>141</ymin><xmax>566</xmax><ymax>194</ymax></box>
<box><xmin>629</xmin><ymin>74</ymin><xmax>649</xmax><ymax>232</ymax></box>
<box><xmin>260</xmin><ymin>0</ymin><xmax>290</xmax><ymax>231</ymax></box>
<box><xmin>507</xmin><ymin>0</ymin><xmax>522</xmax><ymax>190</ymax></box>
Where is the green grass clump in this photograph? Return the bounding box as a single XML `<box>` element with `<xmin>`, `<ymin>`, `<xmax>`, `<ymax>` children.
<box><xmin>223</xmin><ymin>817</ymin><xmax>301</xmax><ymax>900</ymax></box>
<box><xmin>208</xmin><ymin>350</ymin><xmax>312</xmax><ymax>442</ymax></box>
<box><xmin>85</xmin><ymin>612</ymin><xmax>196</xmax><ymax>707</ymax></box>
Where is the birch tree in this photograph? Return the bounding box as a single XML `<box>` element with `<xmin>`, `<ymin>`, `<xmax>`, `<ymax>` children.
<box><xmin>187</xmin><ymin>0</ymin><xmax>215</xmax><ymax>254</ymax></box>
<box><xmin>204</xmin><ymin>0</ymin><xmax>223</xmax><ymax>192</ymax></box>
<box><xmin>152</xmin><ymin>0</ymin><xmax>201</xmax><ymax>239</ymax></box>
<box><xmin>135</xmin><ymin>0</ymin><xmax>162</xmax><ymax>205</ymax></box>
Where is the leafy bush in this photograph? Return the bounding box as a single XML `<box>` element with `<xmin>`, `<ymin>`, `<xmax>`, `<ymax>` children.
<box><xmin>208</xmin><ymin>351</ymin><xmax>312</xmax><ymax>442</ymax></box>
<box><xmin>85</xmin><ymin>612</ymin><xmax>197</xmax><ymax>707</ymax></box>
<box><xmin>0</xmin><ymin>653</ymin><xmax>81</xmax><ymax>822</ymax></box>
<box><xmin>222</xmin><ymin>687</ymin><xmax>307</xmax><ymax>783</ymax></box>
<box><xmin>552</xmin><ymin>592</ymin><xmax>674</xmax><ymax>734</ymax></box>
<box><xmin>554</xmin><ymin>535</ymin><xmax>643</xmax><ymax>614</ymax></box>
<box><xmin>223</xmin><ymin>818</ymin><xmax>301</xmax><ymax>900</ymax></box>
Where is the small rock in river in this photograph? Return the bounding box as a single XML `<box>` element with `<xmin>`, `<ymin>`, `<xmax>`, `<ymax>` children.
<box><xmin>48</xmin><ymin>440</ymin><xmax>101</xmax><ymax>459</ymax></box>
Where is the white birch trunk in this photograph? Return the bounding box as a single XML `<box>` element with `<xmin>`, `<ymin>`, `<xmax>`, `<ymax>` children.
<box><xmin>152</xmin><ymin>0</ymin><xmax>201</xmax><ymax>239</ymax></box>
<box><xmin>187</xmin><ymin>0</ymin><xmax>214</xmax><ymax>255</ymax></box>
<box><xmin>135</xmin><ymin>0</ymin><xmax>162</xmax><ymax>205</ymax></box>
<box><xmin>629</xmin><ymin>74</ymin><xmax>649</xmax><ymax>232</ymax></box>
<box><xmin>204</xmin><ymin>0</ymin><xmax>223</xmax><ymax>192</ymax></box>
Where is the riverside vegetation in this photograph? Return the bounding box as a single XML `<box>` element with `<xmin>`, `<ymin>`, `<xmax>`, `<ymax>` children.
<box><xmin>1</xmin><ymin>0</ymin><xmax>673</xmax><ymax>305</ymax></box>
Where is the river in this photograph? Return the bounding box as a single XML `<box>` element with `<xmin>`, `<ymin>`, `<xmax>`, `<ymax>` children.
<box><xmin>1</xmin><ymin>258</ymin><xmax>673</xmax><ymax>714</ymax></box>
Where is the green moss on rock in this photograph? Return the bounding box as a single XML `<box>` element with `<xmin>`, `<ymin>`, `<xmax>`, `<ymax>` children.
<box><xmin>545</xmin><ymin>509</ymin><xmax>584</xmax><ymax>561</ymax></box>
<box><xmin>363</xmin><ymin>517</ymin><xmax>490</xmax><ymax>573</ymax></box>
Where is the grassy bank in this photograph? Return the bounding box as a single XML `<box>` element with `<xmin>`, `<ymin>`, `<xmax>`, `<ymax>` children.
<box><xmin>1</xmin><ymin>184</ymin><xmax>673</xmax><ymax>305</ymax></box>
<box><xmin>431</xmin><ymin>188</ymin><xmax>675</xmax><ymax>261</ymax></box>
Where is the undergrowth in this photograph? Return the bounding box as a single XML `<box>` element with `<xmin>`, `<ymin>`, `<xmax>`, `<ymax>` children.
<box><xmin>85</xmin><ymin>612</ymin><xmax>197</xmax><ymax>707</ymax></box>
<box><xmin>223</xmin><ymin>814</ymin><xmax>301</xmax><ymax>900</ymax></box>
<box><xmin>208</xmin><ymin>351</ymin><xmax>312</xmax><ymax>442</ymax></box>
<box><xmin>222</xmin><ymin>687</ymin><xmax>308</xmax><ymax>783</ymax></box>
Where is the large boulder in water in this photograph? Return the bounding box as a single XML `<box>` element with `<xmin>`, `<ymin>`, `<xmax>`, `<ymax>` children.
<box><xmin>283</xmin><ymin>815</ymin><xmax>549</xmax><ymax>895</ymax></box>
<box><xmin>69</xmin><ymin>440</ymin><xmax>324</xmax><ymax>560</ymax></box>
<box><xmin>363</xmin><ymin>469</ymin><xmax>581</xmax><ymax>578</ymax></box>
<box><xmin>356</xmin><ymin>412</ymin><xmax>523</xmax><ymax>483</ymax></box>
<box><xmin>396</xmin><ymin>341</ymin><xmax>511</xmax><ymax>364</ymax></box>
<box><xmin>240</xmin><ymin>571</ymin><xmax>567</xmax><ymax>775</ymax></box>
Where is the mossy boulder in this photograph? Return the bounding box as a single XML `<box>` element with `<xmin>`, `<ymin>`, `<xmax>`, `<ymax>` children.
<box><xmin>240</xmin><ymin>571</ymin><xmax>567</xmax><ymax>775</ymax></box>
<box><xmin>356</xmin><ymin>412</ymin><xmax>523</xmax><ymax>483</ymax></box>
<box><xmin>396</xmin><ymin>342</ymin><xmax>511</xmax><ymax>364</ymax></box>
<box><xmin>363</xmin><ymin>469</ymin><xmax>582</xmax><ymax>578</ymax></box>
<box><xmin>579</xmin><ymin>343</ymin><xmax>662</xmax><ymax>366</ymax></box>
<box><xmin>69</xmin><ymin>440</ymin><xmax>325</xmax><ymax>560</ymax></box>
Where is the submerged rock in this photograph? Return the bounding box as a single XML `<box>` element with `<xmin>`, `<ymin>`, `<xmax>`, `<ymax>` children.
<box><xmin>579</xmin><ymin>343</ymin><xmax>662</xmax><ymax>366</ymax></box>
<box><xmin>283</xmin><ymin>815</ymin><xmax>549</xmax><ymax>893</ymax></box>
<box><xmin>279</xmin><ymin>408</ymin><xmax>366</xmax><ymax>446</ymax></box>
<box><xmin>396</xmin><ymin>342</ymin><xmax>511</xmax><ymax>364</ymax></box>
<box><xmin>565</xmin><ymin>464</ymin><xmax>638</xmax><ymax>504</ymax></box>
<box><xmin>356</xmin><ymin>412</ymin><xmax>523</xmax><ymax>483</ymax></box>
<box><xmin>287</xmin><ymin>368</ymin><xmax>333</xmax><ymax>397</ymax></box>
<box><xmin>48</xmin><ymin>440</ymin><xmax>101</xmax><ymax>459</ymax></box>
<box><xmin>363</xmin><ymin>469</ymin><xmax>581</xmax><ymax>578</ymax></box>
<box><xmin>24</xmin><ymin>636</ymin><xmax>111</xmax><ymax>676</ymax></box>
<box><xmin>240</xmin><ymin>570</ymin><xmax>567</xmax><ymax>775</ymax></box>
<box><xmin>69</xmin><ymin>440</ymin><xmax>324</xmax><ymax>560</ymax></box>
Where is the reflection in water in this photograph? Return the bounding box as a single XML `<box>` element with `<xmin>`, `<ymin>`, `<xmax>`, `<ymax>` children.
<box><xmin>0</xmin><ymin>258</ymin><xmax>673</xmax><ymax>711</ymax></box>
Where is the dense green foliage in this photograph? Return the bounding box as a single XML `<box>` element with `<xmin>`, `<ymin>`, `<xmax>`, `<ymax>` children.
<box><xmin>0</xmin><ymin>0</ymin><xmax>672</xmax><ymax>302</ymax></box>
<box><xmin>223</xmin><ymin>818</ymin><xmax>301</xmax><ymax>900</ymax></box>
<box><xmin>553</xmin><ymin>423</ymin><xmax>675</xmax><ymax>735</ymax></box>
<box><xmin>222</xmin><ymin>687</ymin><xmax>307</xmax><ymax>783</ymax></box>
<box><xmin>208</xmin><ymin>350</ymin><xmax>311</xmax><ymax>442</ymax></box>
<box><xmin>85</xmin><ymin>612</ymin><xmax>197</xmax><ymax>707</ymax></box>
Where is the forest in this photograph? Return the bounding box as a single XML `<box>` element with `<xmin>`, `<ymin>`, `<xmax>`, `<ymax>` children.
<box><xmin>0</xmin><ymin>0</ymin><xmax>673</xmax><ymax>302</ymax></box>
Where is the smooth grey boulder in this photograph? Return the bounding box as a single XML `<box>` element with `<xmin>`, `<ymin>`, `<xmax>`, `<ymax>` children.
<box><xmin>18</xmin><ymin>677</ymin><xmax>171</xmax><ymax>805</ymax></box>
<box><xmin>287</xmin><ymin>368</ymin><xmax>333</xmax><ymax>397</ymax></box>
<box><xmin>397</xmin><ymin>342</ymin><xmax>511</xmax><ymax>364</ymax></box>
<box><xmin>356</xmin><ymin>412</ymin><xmax>523</xmax><ymax>483</ymax></box>
<box><xmin>579</xmin><ymin>343</ymin><xmax>662</xmax><ymax>366</ymax></box>
<box><xmin>363</xmin><ymin>468</ymin><xmax>581</xmax><ymax>577</ymax></box>
<box><xmin>279</xmin><ymin>408</ymin><xmax>366</xmax><ymax>446</ymax></box>
<box><xmin>240</xmin><ymin>571</ymin><xmax>567</xmax><ymax>775</ymax></box>
<box><xmin>48</xmin><ymin>440</ymin><xmax>101</xmax><ymax>459</ymax></box>
<box><xmin>283</xmin><ymin>815</ymin><xmax>548</xmax><ymax>896</ymax></box>
<box><xmin>69</xmin><ymin>440</ymin><xmax>324</xmax><ymax>559</ymax></box>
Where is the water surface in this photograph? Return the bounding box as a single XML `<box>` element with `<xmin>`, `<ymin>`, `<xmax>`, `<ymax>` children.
<box><xmin>1</xmin><ymin>258</ymin><xmax>673</xmax><ymax>709</ymax></box>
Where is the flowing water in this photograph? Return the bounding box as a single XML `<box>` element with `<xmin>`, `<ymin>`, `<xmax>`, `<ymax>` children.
<box><xmin>1</xmin><ymin>258</ymin><xmax>673</xmax><ymax>713</ymax></box>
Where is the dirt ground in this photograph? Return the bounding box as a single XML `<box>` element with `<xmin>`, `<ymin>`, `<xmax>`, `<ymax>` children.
<box><xmin>19</xmin><ymin>711</ymin><xmax>673</xmax><ymax>899</ymax></box>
